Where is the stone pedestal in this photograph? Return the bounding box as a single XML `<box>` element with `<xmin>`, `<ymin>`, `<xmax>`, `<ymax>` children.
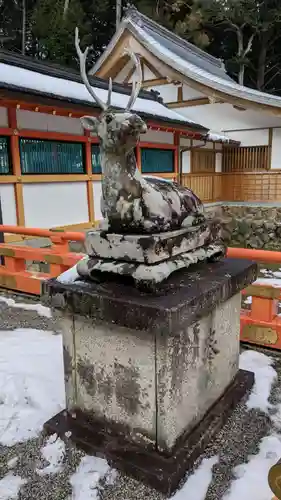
<box><xmin>42</xmin><ymin>258</ymin><xmax>257</xmax><ymax>494</ymax></box>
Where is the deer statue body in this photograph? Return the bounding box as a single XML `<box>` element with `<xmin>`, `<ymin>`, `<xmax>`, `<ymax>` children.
<box><xmin>75</xmin><ymin>29</ymin><xmax>205</xmax><ymax>234</ymax></box>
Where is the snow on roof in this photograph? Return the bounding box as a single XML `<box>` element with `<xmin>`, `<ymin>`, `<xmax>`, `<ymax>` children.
<box><xmin>0</xmin><ymin>59</ymin><xmax>205</xmax><ymax>129</ymax></box>
<box><xmin>92</xmin><ymin>8</ymin><xmax>281</xmax><ymax>111</ymax></box>
<box><xmin>207</xmin><ymin>131</ymin><xmax>233</xmax><ymax>143</ymax></box>
<box><xmin>127</xmin><ymin>8</ymin><xmax>233</xmax><ymax>83</ymax></box>
<box><xmin>129</xmin><ymin>21</ymin><xmax>281</xmax><ymax>110</ymax></box>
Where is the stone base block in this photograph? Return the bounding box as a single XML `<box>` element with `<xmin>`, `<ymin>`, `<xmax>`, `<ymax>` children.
<box><xmin>85</xmin><ymin>224</ymin><xmax>211</xmax><ymax>265</ymax></box>
<box><xmin>77</xmin><ymin>243</ymin><xmax>226</xmax><ymax>290</ymax></box>
<box><xmin>44</xmin><ymin>369</ymin><xmax>254</xmax><ymax>495</ymax></box>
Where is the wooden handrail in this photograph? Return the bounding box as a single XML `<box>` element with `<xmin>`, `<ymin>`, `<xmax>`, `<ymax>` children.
<box><xmin>0</xmin><ymin>225</ymin><xmax>85</xmax><ymax>294</ymax></box>
<box><xmin>0</xmin><ymin>225</ymin><xmax>86</xmax><ymax>242</ymax></box>
<box><xmin>227</xmin><ymin>247</ymin><xmax>281</xmax><ymax>264</ymax></box>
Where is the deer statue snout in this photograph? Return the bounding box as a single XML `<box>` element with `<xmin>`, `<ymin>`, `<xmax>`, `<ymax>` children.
<box><xmin>117</xmin><ymin>113</ymin><xmax>147</xmax><ymax>151</ymax></box>
<box><xmin>127</xmin><ymin>114</ymin><xmax>147</xmax><ymax>134</ymax></box>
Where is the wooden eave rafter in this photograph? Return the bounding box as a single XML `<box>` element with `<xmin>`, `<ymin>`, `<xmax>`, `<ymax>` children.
<box><xmin>142</xmin><ymin>78</ymin><xmax>168</xmax><ymax>88</ymax></box>
<box><xmin>94</xmin><ymin>26</ymin><xmax>281</xmax><ymax>116</ymax></box>
<box><xmin>167</xmin><ymin>97</ymin><xmax>212</xmax><ymax>109</ymax></box>
<box><xmin>95</xmin><ymin>30</ymin><xmax>132</xmax><ymax>79</ymax></box>
<box><xmin>169</xmin><ymin>70</ymin><xmax>281</xmax><ymax>116</ymax></box>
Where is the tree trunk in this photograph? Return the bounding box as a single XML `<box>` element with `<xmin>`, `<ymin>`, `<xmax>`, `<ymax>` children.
<box><xmin>257</xmin><ymin>32</ymin><xmax>270</xmax><ymax>90</ymax></box>
<box><xmin>238</xmin><ymin>64</ymin><xmax>245</xmax><ymax>85</ymax></box>
<box><xmin>21</xmin><ymin>0</ymin><xmax>26</xmax><ymax>56</ymax></box>
<box><xmin>63</xmin><ymin>0</ymin><xmax>70</xmax><ymax>19</ymax></box>
<box><xmin>116</xmin><ymin>0</ymin><xmax>122</xmax><ymax>30</ymax></box>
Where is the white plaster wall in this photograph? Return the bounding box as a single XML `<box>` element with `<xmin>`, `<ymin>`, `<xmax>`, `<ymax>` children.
<box><xmin>271</xmin><ymin>128</ymin><xmax>281</xmax><ymax>170</ymax></box>
<box><xmin>0</xmin><ymin>107</ymin><xmax>8</xmax><ymax>127</ymax></box>
<box><xmin>141</xmin><ymin>129</ymin><xmax>174</xmax><ymax>144</ymax></box>
<box><xmin>180</xmin><ymin>137</ymin><xmax>191</xmax><ymax>147</ymax></box>
<box><xmin>182</xmin><ymin>151</ymin><xmax>191</xmax><ymax>173</ymax></box>
<box><xmin>143</xmin><ymin>65</ymin><xmax>156</xmax><ymax>80</ymax></box>
<box><xmin>215</xmin><ymin>143</ymin><xmax>222</xmax><ymax>150</ymax></box>
<box><xmin>0</xmin><ymin>184</ymin><xmax>17</xmax><ymax>225</ymax></box>
<box><xmin>215</xmin><ymin>152</ymin><xmax>222</xmax><ymax>172</ymax></box>
<box><xmin>17</xmin><ymin>110</ymin><xmax>83</xmax><ymax>134</ymax></box>
<box><xmin>226</xmin><ymin>129</ymin><xmax>269</xmax><ymax>146</ymax></box>
<box><xmin>176</xmin><ymin>103</ymin><xmax>281</xmax><ymax>132</ymax></box>
<box><xmin>146</xmin><ymin>83</ymin><xmax>178</xmax><ymax>103</ymax></box>
<box><xmin>23</xmin><ymin>182</ymin><xmax>88</xmax><ymax>227</ymax></box>
<box><xmin>93</xmin><ymin>181</ymin><xmax>103</xmax><ymax>221</ymax></box>
<box><xmin>182</xmin><ymin>84</ymin><xmax>204</xmax><ymax>100</ymax></box>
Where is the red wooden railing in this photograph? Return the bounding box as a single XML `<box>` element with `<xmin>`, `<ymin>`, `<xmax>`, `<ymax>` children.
<box><xmin>1</xmin><ymin>225</ymin><xmax>281</xmax><ymax>350</ymax></box>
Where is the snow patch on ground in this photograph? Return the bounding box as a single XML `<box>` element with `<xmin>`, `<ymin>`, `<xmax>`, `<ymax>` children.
<box><xmin>0</xmin><ymin>295</ymin><xmax>51</xmax><ymax>318</ymax></box>
<box><xmin>0</xmin><ymin>328</ymin><xmax>65</xmax><ymax>446</ymax></box>
<box><xmin>37</xmin><ymin>434</ymin><xmax>65</xmax><ymax>475</ymax></box>
<box><xmin>239</xmin><ymin>350</ymin><xmax>277</xmax><ymax>413</ymax></box>
<box><xmin>70</xmin><ymin>455</ymin><xmax>113</xmax><ymax>500</ymax></box>
<box><xmin>171</xmin><ymin>456</ymin><xmax>218</xmax><ymax>499</ymax></box>
<box><xmin>0</xmin><ymin>473</ymin><xmax>26</xmax><ymax>500</ymax></box>
<box><xmin>222</xmin><ymin>435</ymin><xmax>281</xmax><ymax>500</ymax></box>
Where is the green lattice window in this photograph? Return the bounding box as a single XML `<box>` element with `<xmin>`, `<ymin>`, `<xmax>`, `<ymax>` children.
<box><xmin>19</xmin><ymin>138</ymin><xmax>85</xmax><ymax>174</ymax></box>
<box><xmin>92</xmin><ymin>144</ymin><xmax>101</xmax><ymax>174</ymax></box>
<box><xmin>141</xmin><ymin>148</ymin><xmax>174</xmax><ymax>173</ymax></box>
<box><xmin>0</xmin><ymin>137</ymin><xmax>11</xmax><ymax>174</ymax></box>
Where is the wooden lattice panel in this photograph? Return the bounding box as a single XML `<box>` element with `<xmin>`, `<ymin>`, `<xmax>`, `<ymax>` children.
<box><xmin>222</xmin><ymin>145</ymin><xmax>269</xmax><ymax>172</ymax></box>
<box><xmin>182</xmin><ymin>172</ymin><xmax>281</xmax><ymax>203</ymax></box>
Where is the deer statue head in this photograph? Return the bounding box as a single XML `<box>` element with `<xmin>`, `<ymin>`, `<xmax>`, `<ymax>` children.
<box><xmin>75</xmin><ymin>28</ymin><xmax>147</xmax><ymax>155</ymax></box>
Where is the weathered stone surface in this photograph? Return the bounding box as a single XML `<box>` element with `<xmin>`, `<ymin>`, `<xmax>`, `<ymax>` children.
<box><xmin>155</xmin><ymin>293</ymin><xmax>241</xmax><ymax>451</ymax></box>
<box><xmin>207</xmin><ymin>204</ymin><xmax>281</xmax><ymax>250</ymax></box>
<box><xmin>43</xmin><ymin>259</ymin><xmax>256</xmax><ymax>452</ymax></box>
<box><xmin>42</xmin><ymin>258</ymin><xmax>257</xmax><ymax>343</ymax></box>
<box><xmin>77</xmin><ymin>243</ymin><xmax>226</xmax><ymax>290</ymax></box>
<box><xmin>44</xmin><ymin>369</ymin><xmax>254</xmax><ymax>495</ymax></box>
<box><xmin>85</xmin><ymin>224</ymin><xmax>212</xmax><ymax>265</ymax></box>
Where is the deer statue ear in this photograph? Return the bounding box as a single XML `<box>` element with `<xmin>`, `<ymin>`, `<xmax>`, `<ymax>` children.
<box><xmin>80</xmin><ymin>116</ymin><xmax>99</xmax><ymax>132</ymax></box>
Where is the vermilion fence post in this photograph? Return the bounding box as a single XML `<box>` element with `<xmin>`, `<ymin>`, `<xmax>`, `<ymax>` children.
<box><xmin>0</xmin><ymin>225</ymin><xmax>85</xmax><ymax>294</ymax></box>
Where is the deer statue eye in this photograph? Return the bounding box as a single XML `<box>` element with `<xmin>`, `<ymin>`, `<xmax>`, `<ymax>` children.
<box><xmin>106</xmin><ymin>114</ymin><xmax>113</xmax><ymax>124</ymax></box>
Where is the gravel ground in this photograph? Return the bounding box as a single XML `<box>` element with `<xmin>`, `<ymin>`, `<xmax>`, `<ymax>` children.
<box><xmin>0</xmin><ymin>291</ymin><xmax>280</xmax><ymax>500</ymax></box>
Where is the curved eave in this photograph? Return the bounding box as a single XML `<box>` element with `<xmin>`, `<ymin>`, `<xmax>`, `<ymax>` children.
<box><xmin>101</xmin><ymin>19</ymin><xmax>281</xmax><ymax>115</ymax></box>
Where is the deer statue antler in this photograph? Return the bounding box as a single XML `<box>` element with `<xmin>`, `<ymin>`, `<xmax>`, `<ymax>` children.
<box><xmin>75</xmin><ymin>27</ymin><xmax>111</xmax><ymax>111</ymax></box>
<box><xmin>123</xmin><ymin>48</ymin><xmax>143</xmax><ymax>111</ymax></box>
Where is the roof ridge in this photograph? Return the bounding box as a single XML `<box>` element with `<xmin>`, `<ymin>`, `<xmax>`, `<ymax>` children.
<box><xmin>125</xmin><ymin>6</ymin><xmax>225</xmax><ymax>70</ymax></box>
<box><xmin>0</xmin><ymin>49</ymin><xmax>162</xmax><ymax>103</ymax></box>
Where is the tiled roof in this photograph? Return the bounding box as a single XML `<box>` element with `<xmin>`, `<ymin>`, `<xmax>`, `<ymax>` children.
<box><xmin>0</xmin><ymin>50</ymin><xmax>207</xmax><ymax>130</ymax></box>
<box><xmin>127</xmin><ymin>7</ymin><xmax>233</xmax><ymax>83</ymax></box>
<box><xmin>92</xmin><ymin>7</ymin><xmax>281</xmax><ymax>110</ymax></box>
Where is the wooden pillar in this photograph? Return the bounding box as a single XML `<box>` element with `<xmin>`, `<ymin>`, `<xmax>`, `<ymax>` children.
<box><xmin>268</xmin><ymin>127</ymin><xmax>273</xmax><ymax>170</ymax></box>
<box><xmin>174</xmin><ymin>131</ymin><xmax>180</xmax><ymax>183</ymax></box>
<box><xmin>85</xmin><ymin>131</ymin><xmax>95</xmax><ymax>225</ymax></box>
<box><xmin>8</xmin><ymin>108</ymin><xmax>25</xmax><ymax>226</ymax></box>
<box><xmin>136</xmin><ymin>144</ymin><xmax>141</xmax><ymax>171</ymax></box>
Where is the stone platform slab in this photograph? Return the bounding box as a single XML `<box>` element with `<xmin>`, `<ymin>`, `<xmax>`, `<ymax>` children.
<box><xmin>85</xmin><ymin>224</ymin><xmax>211</xmax><ymax>265</ymax></box>
<box><xmin>77</xmin><ymin>243</ymin><xmax>226</xmax><ymax>291</ymax></box>
<box><xmin>44</xmin><ymin>369</ymin><xmax>254</xmax><ymax>495</ymax></box>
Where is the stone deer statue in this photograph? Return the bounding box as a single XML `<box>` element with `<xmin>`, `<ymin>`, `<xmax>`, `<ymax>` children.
<box><xmin>75</xmin><ymin>28</ymin><xmax>205</xmax><ymax>234</ymax></box>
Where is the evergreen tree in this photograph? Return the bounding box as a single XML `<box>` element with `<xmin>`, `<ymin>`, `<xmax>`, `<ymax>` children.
<box><xmin>169</xmin><ymin>0</ymin><xmax>281</xmax><ymax>90</ymax></box>
<box><xmin>0</xmin><ymin>0</ymin><xmax>37</xmax><ymax>55</ymax></box>
<box><xmin>32</xmin><ymin>0</ymin><xmax>90</xmax><ymax>66</ymax></box>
